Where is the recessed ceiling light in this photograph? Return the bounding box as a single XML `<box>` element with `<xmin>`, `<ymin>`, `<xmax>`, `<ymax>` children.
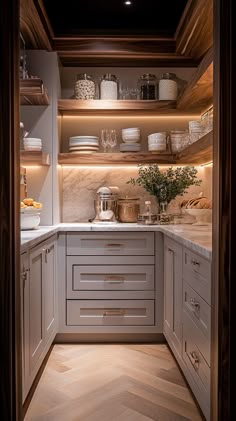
<box><xmin>124</xmin><ymin>1</ymin><xmax>132</xmax><ymax>5</ymax></box>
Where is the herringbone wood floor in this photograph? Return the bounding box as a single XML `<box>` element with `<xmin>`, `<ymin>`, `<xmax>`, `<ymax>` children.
<box><xmin>25</xmin><ymin>344</ymin><xmax>203</xmax><ymax>421</ymax></box>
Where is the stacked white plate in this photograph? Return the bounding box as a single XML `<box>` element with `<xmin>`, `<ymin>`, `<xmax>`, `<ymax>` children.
<box><xmin>23</xmin><ymin>137</ymin><xmax>42</xmax><ymax>151</ymax></box>
<box><xmin>69</xmin><ymin>136</ymin><xmax>99</xmax><ymax>154</ymax></box>
<box><xmin>120</xmin><ymin>127</ymin><xmax>141</xmax><ymax>152</ymax></box>
<box><xmin>148</xmin><ymin>132</ymin><xmax>167</xmax><ymax>152</ymax></box>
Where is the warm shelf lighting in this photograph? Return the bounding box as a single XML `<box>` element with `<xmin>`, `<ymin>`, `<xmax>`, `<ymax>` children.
<box><xmin>61</xmin><ymin>115</ymin><xmax>201</xmax><ymax>120</ymax></box>
<box><xmin>201</xmin><ymin>161</ymin><xmax>213</xmax><ymax>167</ymax></box>
<box><xmin>124</xmin><ymin>0</ymin><xmax>132</xmax><ymax>5</ymax></box>
<box><xmin>60</xmin><ymin>164</ymin><xmax>204</xmax><ymax>170</ymax></box>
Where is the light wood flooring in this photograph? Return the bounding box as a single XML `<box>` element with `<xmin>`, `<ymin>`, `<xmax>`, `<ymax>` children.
<box><xmin>25</xmin><ymin>344</ymin><xmax>204</xmax><ymax>421</ymax></box>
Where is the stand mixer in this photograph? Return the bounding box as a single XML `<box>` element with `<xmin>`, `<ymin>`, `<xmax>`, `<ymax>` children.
<box><xmin>93</xmin><ymin>186</ymin><xmax>119</xmax><ymax>223</ymax></box>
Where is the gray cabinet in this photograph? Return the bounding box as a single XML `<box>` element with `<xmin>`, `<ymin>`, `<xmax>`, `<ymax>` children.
<box><xmin>21</xmin><ymin>235</ymin><xmax>57</xmax><ymax>402</ymax></box>
<box><xmin>163</xmin><ymin>237</ymin><xmax>183</xmax><ymax>358</ymax></box>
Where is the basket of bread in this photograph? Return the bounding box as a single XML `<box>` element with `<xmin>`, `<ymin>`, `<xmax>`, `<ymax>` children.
<box><xmin>20</xmin><ymin>198</ymin><xmax>43</xmax><ymax>230</ymax></box>
<box><xmin>180</xmin><ymin>195</ymin><xmax>212</xmax><ymax>225</ymax></box>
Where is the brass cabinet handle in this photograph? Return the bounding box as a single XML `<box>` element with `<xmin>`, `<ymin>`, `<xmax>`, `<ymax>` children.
<box><xmin>105</xmin><ymin>243</ymin><xmax>123</xmax><ymax>247</ymax></box>
<box><xmin>190</xmin><ymin>298</ymin><xmax>200</xmax><ymax>310</ymax></box>
<box><xmin>191</xmin><ymin>259</ymin><xmax>200</xmax><ymax>266</ymax></box>
<box><xmin>189</xmin><ymin>350</ymin><xmax>199</xmax><ymax>370</ymax></box>
<box><xmin>104</xmin><ymin>276</ymin><xmax>125</xmax><ymax>283</ymax></box>
<box><xmin>103</xmin><ymin>309</ymin><xmax>125</xmax><ymax>316</ymax></box>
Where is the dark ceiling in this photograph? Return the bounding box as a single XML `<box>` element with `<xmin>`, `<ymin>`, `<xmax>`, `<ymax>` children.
<box><xmin>43</xmin><ymin>0</ymin><xmax>188</xmax><ymax>37</ymax></box>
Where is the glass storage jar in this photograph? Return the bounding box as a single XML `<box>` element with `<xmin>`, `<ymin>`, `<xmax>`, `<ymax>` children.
<box><xmin>138</xmin><ymin>74</ymin><xmax>157</xmax><ymax>100</ymax></box>
<box><xmin>117</xmin><ymin>197</ymin><xmax>140</xmax><ymax>223</ymax></box>
<box><xmin>74</xmin><ymin>73</ymin><xmax>96</xmax><ymax>99</ymax></box>
<box><xmin>158</xmin><ymin>72</ymin><xmax>178</xmax><ymax>100</ymax></box>
<box><xmin>100</xmin><ymin>74</ymin><xmax>119</xmax><ymax>100</ymax></box>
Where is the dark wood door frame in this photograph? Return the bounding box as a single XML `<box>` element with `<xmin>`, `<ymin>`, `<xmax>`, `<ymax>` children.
<box><xmin>213</xmin><ymin>0</ymin><xmax>234</xmax><ymax>420</ymax></box>
<box><xmin>0</xmin><ymin>0</ymin><xmax>21</xmax><ymax>419</ymax></box>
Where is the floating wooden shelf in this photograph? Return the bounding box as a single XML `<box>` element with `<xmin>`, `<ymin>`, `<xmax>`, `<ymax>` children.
<box><xmin>177</xmin><ymin>130</ymin><xmax>213</xmax><ymax>164</ymax></box>
<box><xmin>57</xmin><ymin>99</ymin><xmax>185</xmax><ymax>116</ymax></box>
<box><xmin>58</xmin><ymin>152</ymin><xmax>177</xmax><ymax>165</ymax></box>
<box><xmin>20</xmin><ymin>78</ymin><xmax>50</xmax><ymax>105</ymax></box>
<box><xmin>20</xmin><ymin>151</ymin><xmax>50</xmax><ymax>166</ymax></box>
<box><xmin>177</xmin><ymin>47</ymin><xmax>213</xmax><ymax>113</ymax></box>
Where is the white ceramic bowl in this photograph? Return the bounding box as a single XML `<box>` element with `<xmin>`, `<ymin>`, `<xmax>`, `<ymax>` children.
<box><xmin>148</xmin><ymin>139</ymin><xmax>166</xmax><ymax>145</ymax></box>
<box><xmin>148</xmin><ymin>144</ymin><xmax>166</xmax><ymax>151</ymax></box>
<box><xmin>20</xmin><ymin>212</ymin><xmax>40</xmax><ymax>230</ymax></box>
<box><xmin>23</xmin><ymin>137</ymin><xmax>42</xmax><ymax>143</ymax></box>
<box><xmin>185</xmin><ymin>209</ymin><xmax>212</xmax><ymax>225</ymax></box>
<box><xmin>148</xmin><ymin>133</ymin><xmax>166</xmax><ymax>141</ymax></box>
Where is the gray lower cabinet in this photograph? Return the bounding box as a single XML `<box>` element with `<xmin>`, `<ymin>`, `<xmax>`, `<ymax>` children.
<box><xmin>21</xmin><ymin>235</ymin><xmax>57</xmax><ymax>402</ymax></box>
<box><xmin>163</xmin><ymin>237</ymin><xmax>183</xmax><ymax>359</ymax></box>
<box><xmin>65</xmin><ymin>232</ymin><xmax>159</xmax><ymax>331</ymax></box>
<box><xmin>164</xmin><ymin>236</ymin><xmax>212</xmax><ymax>421</ymax></box>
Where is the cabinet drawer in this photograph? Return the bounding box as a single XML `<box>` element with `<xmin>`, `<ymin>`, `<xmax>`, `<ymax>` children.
<box><xmin>183</xmin><ymin>248</ymin><xmax>211</xmax><ymax>304</ymax></box>
<box><xmin>183</xmin><ymin>312</ymin><xmax>210</xmax><ymax>402</ymax></box>
<box><xmin>67</xmin><ymin>259</ymin><xmax>154</xmax><ymax>293</ymax></box>
<box><xmin>67</xmin><ymin>232</ymin><xmax>154</xmax><ymax>256</ymax></box>
<box><xmin>183</xmin><ymin>309</ymin><xmax>210</xmax><ymax>367</ymax></box>
<box><xmin>66</xmin><ymin>300</ymin><xmax>154</xmax><ymax>326</ymax></box>
<box><xmin>183</xmin><ymin>281</ymin><xmax>211</xmax><ymax>343</ymax></box>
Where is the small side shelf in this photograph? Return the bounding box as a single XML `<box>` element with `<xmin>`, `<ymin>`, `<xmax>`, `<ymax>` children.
<box><xmin>20</xmin><ymin>151</ymin><xmax>50</xmax><ymax>166</ymax></box>
<box><xmin>177</xmin><ymin>130</ymin><xmax>213</xmax><ymax>164</ymax></box>
<box><xmin>58</xmin><ymin>152</ymin><xmax>176</xmax><ymax>165</ymax></box>
<box><xmin>20</xmin><ymin>79</ymin><xmax>50</xmax><ymax>105</ymax></box>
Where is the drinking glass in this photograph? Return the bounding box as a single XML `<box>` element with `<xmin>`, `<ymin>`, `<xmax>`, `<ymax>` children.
<box><xmin>108</xmin><ymin>129</ymin><xmax>117</xmax><ymax>152</ymax></box>
<box><xmin>101</xmin><ymin>129</ymin><xmax>109</xmax><ymax>152</ymax></box>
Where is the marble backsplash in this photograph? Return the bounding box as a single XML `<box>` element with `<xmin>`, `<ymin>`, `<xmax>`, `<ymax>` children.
<box><xmin>62</xmin><ymin>166</ymin><xmax>212</xmax><ymax>222</ymax></box>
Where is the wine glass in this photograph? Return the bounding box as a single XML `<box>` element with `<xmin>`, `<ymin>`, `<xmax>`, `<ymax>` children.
<box><xmin>107</xmin><ymin>129</ymin><xmax>117</xmax><ymax>152</ymax></box>
<box><xmin>101</xmin><ymin>129</ymin><xmax>109</xmax><ymax>153</ymax></box>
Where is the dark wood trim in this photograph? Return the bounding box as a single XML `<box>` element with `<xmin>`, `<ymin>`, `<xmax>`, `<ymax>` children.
<box><xmin>175</xmin><ymin>0</ymin><xmax>213</xmax><ymax>61</ymax></box>
<box><xmin>213</xmin><ymin>1</ymin><xmax>235</xmax><ymax>420</ymax></box>
<box><xmin>177</xmin><ymin>47</ymin><xmax>213</xmax><ymax>113</ymax></box>
<box><xmin>20</xmin><ymin>0</ymin><xmax>52</xmax><ymax>50</ymax></box>
<box><xmin>0</xmin><ymin>0</ymin><xmax>21</xmax><ymax>419</ymax></box>
<box><xmin>20</xmin><ymin>78</ymin><xmax>50</xmax><ymax>105</ymax></box>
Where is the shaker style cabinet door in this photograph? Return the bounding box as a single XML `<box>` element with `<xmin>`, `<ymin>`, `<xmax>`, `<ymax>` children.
<box><xmin>29</xmin><ymin>244</ymin><xmax>45</xmax><ymax>374</ymax></box>
<box><xmin>44</xmin><ymin>239</ymin><xmax>57</xmax><ymax>344</ymax></box>
<box><xmin>21</xmin><ymin>252</ymin><xmax>30</xmax><ymax>403</ymax></box>
<box><xmin>163</xmin><ymin>237</ymin><xmax>183</xmax><ymax>358</ymax></box>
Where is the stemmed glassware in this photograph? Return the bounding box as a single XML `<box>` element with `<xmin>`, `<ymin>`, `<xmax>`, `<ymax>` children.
<box><xmin>101</xmin><ymin>129</ymin><xmax>117</xmax><ymax>152</ymax></box>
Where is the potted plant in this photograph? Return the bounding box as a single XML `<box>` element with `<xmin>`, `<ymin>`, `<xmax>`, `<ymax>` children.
<box><xmin>127</xmin><ymin>164</ymin><xmax>201</xmax><ymax>213</ymax></box>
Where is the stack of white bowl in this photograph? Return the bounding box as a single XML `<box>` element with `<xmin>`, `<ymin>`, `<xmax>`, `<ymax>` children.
<box><xmin>148</xmin><ymin>132</ymin><xmax>167</xmax><ymax>152</ymax></box>
<box><xmin>120</xmin><ymin>128</ymin><xmax>141</xmax><ymax>152</ymax></box>
<box><xmin>23</xmin><ymin>137</ymin><xmax>42</xmax><ymax>151</ymax></box>
<box><xmin>69</xmin><ymin>136</ymin><xmax>99</xmax><ymax>153</ymax></box>
<box><xmin>170</xmin><ymin>130</ymin><xmax>190</xmax><ymax>152</ymax></box>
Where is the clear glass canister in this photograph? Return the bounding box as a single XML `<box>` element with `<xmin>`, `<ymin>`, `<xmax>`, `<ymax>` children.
<box><xmin>158</xmin><ymin>72</ymin><xmax>178</xmax><ymax>100</ymax></box>
<box><xmin>138</xmin><ymin>74</ymin><xmax>157</xmax><ymax>100</ymax></box>
<box><xmin>74</xmin><ymin>73</ymin><xmax>96</xmax><ymax>99</ymax></box>
<box><xmin>117</xmin><ymin>197</ymin><xmax>140</xmax><ymax>223</ymax></box>
<box><xmin>100</xmin><ymin>74</ymin><xmax>119</xmax><ymax>100</ymax></box>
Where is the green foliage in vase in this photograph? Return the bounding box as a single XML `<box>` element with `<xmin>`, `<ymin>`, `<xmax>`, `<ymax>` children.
<box><xmin>127</xmin><ymin>164</ymin><xmax>202</xmax><ymax>204</ymax></box>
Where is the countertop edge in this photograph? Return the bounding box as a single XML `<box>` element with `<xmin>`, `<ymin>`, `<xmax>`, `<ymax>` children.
<box><xmin>20</xmin><ymin>223</ymin><xmax>212</xmax><ymax>260</ymax></box>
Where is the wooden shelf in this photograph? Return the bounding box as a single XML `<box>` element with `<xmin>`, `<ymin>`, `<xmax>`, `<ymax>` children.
<box><xmin>20</xmin><ymin>78</ymin><xmax>50</xmax><ymax>105</ymax></box>
<box><xmin>20</xmin><ymin>151</ymin><xmax>50</xmax><ymax>166</ymax></box>
<box><xmin>57</xmin><ymin>99</ymin><xmax>185</xmax><ymax>116</ymax></box>
<box><xmin>177</xmin><ymin>130</ymin><xmax>213</xmax><ymax>164</ymax></box>
<box><xmin>177</xmin><ymin>47</ymin><xmax>213</xmax><ymax>113</ymax></box>
<box><xmin>58</xmin><ymin>152</ymin><xmax>176</xmax><ymax>165</ymax></box>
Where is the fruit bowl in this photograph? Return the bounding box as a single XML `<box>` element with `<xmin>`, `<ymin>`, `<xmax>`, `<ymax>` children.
<box><xmin>185</xmin><ymin>209</ymin><xmax>212</xmax><ymax>225</ymax></box>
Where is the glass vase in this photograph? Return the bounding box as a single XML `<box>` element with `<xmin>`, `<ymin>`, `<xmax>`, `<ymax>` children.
<box><xmin>157</xmin><ymin>200</ymin><xmax>173</xmax><ymax>224</ymax></box>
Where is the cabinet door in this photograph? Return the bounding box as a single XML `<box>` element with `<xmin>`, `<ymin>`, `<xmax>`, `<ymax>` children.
<box><xmin>164</xmin><ymin>237</ymin><xmax>183</xmax><ymax>357</ymax></box>
<box><xmin>29</xmin><ymin>245</ymin><xmax>45</xmax><ymax>374</ymax></box>
<box><xmin>21</xmin><ymin>252</ymin><xmax>30</xmax><ymax>403</ymax></box>
<box><xmin>44</xmin><ymin>239</ymin><xmax>57</xmax><ymax>344</ymax></box>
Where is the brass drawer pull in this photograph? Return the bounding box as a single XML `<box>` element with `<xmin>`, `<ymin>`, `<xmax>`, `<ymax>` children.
<box><xmin>189</xmin><ymin>350</ymin><xmax>199</xmax><ymax>370</ymax></box>
<box><xmin>190</xmin><ymin>298</ymin><xmax>200</xmax><ymax>310</ymax></box>
<box><xmin>104</xmin><ymin>276</ymin><xmax>125</xmax><ymax>283</ymax></box>
<box><xmin>105</xmin><ymin>243</ymin><xmax>123</xmax><ymax>247</ymax></box>
<box><xmin>103</xmin><ymin>309</ymin><xmax>125</xmax><ymax>316</ymax></box>
<box><xmin>191</xmin><ymin>259</ymin><xmax>200</xmax><ymax>266</ymax></box>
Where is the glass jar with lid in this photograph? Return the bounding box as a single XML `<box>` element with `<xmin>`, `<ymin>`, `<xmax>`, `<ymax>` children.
<box><xmin>138</xmin><ymin>74</ymin><xmax>157</xmax><ymax>100</ymax></box>
<box><xmin>74</xmin><ymin>73</ymin><xmax>96</xmax><ymax>100</ymax></box>
<box><xmin>158</xmin><ymin>72</ymin><xmax>178</xmax><ymax>100</ymax></box>
<box><xmin>100</xmin><ymin>74</ymin><xmax>119</xmax><ymax>100</ymax></box>
<box><xmin>117</xmin><ymin>197</ymin><xmax>140</xmax><ymax>223</ymax></box>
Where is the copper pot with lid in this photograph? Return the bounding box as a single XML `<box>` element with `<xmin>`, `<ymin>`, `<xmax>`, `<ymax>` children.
<box><xmin>117</xmin><ymin>197</ymin><xmax>140</xmax><ymax>223</ymax></box>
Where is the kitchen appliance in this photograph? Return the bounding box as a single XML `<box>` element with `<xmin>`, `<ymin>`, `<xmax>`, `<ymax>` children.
<box><xmin>93</xmin><ymin>186</ymin><xmax>119</xmax><ymax>223</ymax></box>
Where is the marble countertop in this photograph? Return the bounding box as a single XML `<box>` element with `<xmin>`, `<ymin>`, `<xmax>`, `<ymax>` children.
<box><xmin>21</xmin><ymin>223</ymin><xmax>212</xmax><ymax>260</ymax></box>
